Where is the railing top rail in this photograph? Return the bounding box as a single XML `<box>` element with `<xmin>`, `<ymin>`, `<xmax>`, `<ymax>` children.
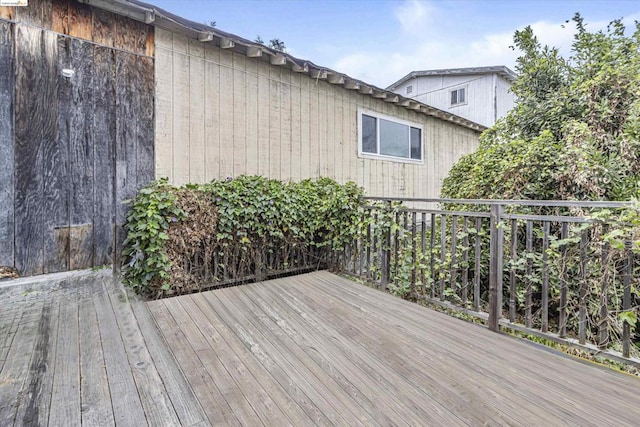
<box><xmin>361</xmin><ymin>196</ymin><xmax>633</xmax><ymax>209</ymax></box>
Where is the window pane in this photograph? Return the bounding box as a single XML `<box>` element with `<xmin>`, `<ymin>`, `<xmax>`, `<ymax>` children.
<box><xmin>451</xmin><ymin>90</ymin><xmax>457</xmax><ymax>105</ymax></box>
<box><xmin>362</xmin><ymin>114</ymin><xmax>377</xmax><ymax>153</ymax></box>
<box><xmin>458</xmin><ymin>88</ymin><xmax>465</xmax><ymax>103</ymax></box>
<box><xmin>379</xmin><ymin>119</ymin><xmax>410</xmax><ymax>158</ymax></box>
<box><xmin>410</xmin><ymin>127</ymin><xmax>421</xmax><ymax>160</ymax></box>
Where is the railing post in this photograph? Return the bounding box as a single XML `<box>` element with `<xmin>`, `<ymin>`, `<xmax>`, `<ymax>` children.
<box><xmin>488</xmin><ymin>203</ymin><xmax>504</xmax><ymax>332</ymax></box>
<box><xmin>381</xmin><ymin>201</ymin><xmax>392</xmax><ymax>290</ymax></box>
<box><xmin>622</xmin><ymin>242</ymin><xmax>633</xmax><ymax>359</ymax></box>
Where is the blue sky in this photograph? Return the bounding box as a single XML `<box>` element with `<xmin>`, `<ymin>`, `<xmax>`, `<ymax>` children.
<box><xmin>149</xmin><ymin>0</ymin><xmax>640</xmax><ymax>87</ymax></box>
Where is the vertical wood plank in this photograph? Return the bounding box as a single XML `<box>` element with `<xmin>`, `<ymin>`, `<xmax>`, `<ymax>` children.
<box><xmin>269</xmin><ymin>71</ymin><xmax>281</xmax><ymax>180</ymax></box>
<box><xmin>219</xmin><ymin>49</ymin><xmax>234</xmax><ymax>179</ymax></box>
<box><xmin>91</xmin><ymin>8</ymin><xmax>115</xmax><ymax>47</ymax></box>
<box><xmin>51</xmin><ymin>0</ymin><xmax>69</xmax><ymax>35</ymax></box>
<box><xmin>245</xmin><ymin>58</ymin><xmax>259</xmax><ymax>176</ymax></box>
<box><xmin>232</xmin><ymin>53</ymin><xmax>246</xmax><ymax>177</ymax></box>
<box><xmin>300</xmin><ymin>72</ymin><xmax>311</xmax><ymax>179</ymax></box>
<box><xmin>114</xmin><ymin>51</ymin><xmax>138</xmax><ymax>266</ymax></box>
<box><xmin>188</xmin><ymin>40</ymin><xmax>205</xmax><ymax>183</ymax></box>
<box><xmin>318</xmin><ymin>84</ymin><xmax>328</xmax><ymax>177</ymax></box>
<box><xmin>290</xmin><ymin>73</ymin><xmax>301</xmax><ymax>182</ymax></box>
<box><xmin>429</xmin><ymin>213</ymin><xmax>436</xmax><ymax>299</ymax></box>
<box><xmin>0</xmin><ymin>7</ymin><xmax>15</xmax><ymax>20</ymax></box>
<box><xmin>16</xmin><ymin>0</ymin><xmax>51</xmax><ymax>28</ymax></box>
<box><xmin>154</xmin><ymin>39</ymin><xmax>174</xmax><ymax>181</ymax></box>
<box><xmin>68</xmin><ymin>1</ymin><xmax>92</xmax><ymax>41</ymax></box>
<box><xmin>280</xmin><ymin>73</ymin><xmax>291</xmax><ymax>181</ymax></box>
<box><xmin>15</xmin><ymin>26</ymin><xmax>50</xmax><ymax>275</ymax></box>
<box><xmin>204</xmin><ymin>44</ymin><xmax>220</xmax><ymax>181</ymax></box>
<box><xmin>135</xmin><ymin>56</ymin><xmax>154</xmax><ymax>189</ymax></box>
<box><xmin>93</xmin><ymin>46</ymin><xmax>116</xmax><ymax>266</ymax></box>
<box><xmin>0</xmin><ymin>21</ymin><xmax>14</xmax><ymax>268</ymax></box>
<box><xmin>172</xmin><ymin>38</ymin><xmax>190</xmax><ymax>184</ymax></box>
<box><xmin>69</xmin><ymin>38</ymin><xmax>95</xmax><ymax>270</ymax></box>
<box><xmin>43</xmin><ymin>34</ymin><xmax>69</xmax><ymax>274</ymax></box>
<box><xmin>256</xmin><ymin>60</ymin><xmax>270</xmax><ymax>177</ymax></box>
<box><xmin>114</xmin><ymin>14</ymin><xmax>148</xmax><ymax>56</ymax></box>
<box><xmin>308</xmin><ymin>79</ymin><xmax>320</xmax><ymax>177</ymax></box>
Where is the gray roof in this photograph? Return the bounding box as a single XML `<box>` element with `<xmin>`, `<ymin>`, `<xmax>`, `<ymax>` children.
<box><xmin>77</xmin><ymin>0</ymin><xmax>486</xmax><ymax>132</ymax></box>
<box><xmin>386</xmin><ymin>66</ymin><xmax>517</xmax><ymax>91</ymax></box>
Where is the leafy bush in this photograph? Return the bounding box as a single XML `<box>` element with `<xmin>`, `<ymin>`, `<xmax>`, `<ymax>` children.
<box><xmin>122</xmin><ymin>176</ymin><xmax>363</xmax><ymax>298</ymax></box>
<box><xmin>442</xmin><ymin>15</ymin><xmax>640</xmax><ymax>202</ymax></box>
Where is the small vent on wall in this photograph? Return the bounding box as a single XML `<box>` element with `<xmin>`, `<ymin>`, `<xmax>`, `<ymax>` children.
<box><xmin>406</xmin><ymin>85</ymin><xmax>413</xmax><ymax>94</ymax></box>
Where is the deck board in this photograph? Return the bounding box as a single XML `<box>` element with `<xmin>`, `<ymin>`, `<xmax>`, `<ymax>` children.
<box><xmin>1</xmin><ymin>270</ymin><xmax>639</xmax><ymax>426</ymax></box>
<box><xmin>0</xmin><ymin>270</ymin><xmax>206</xmax><ymax>427</ymax></box>
<box><xmin>147</xmin><ymin>271</ymin><xmax>640</xmax><ymax>426</ymax></box>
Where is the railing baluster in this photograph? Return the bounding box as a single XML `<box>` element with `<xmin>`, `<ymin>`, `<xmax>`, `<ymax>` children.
<box><xmin>462</xmin><ymin>217</ymin><xmax>469</xmax><ymax>313</ymax></box>
<box><xmin>440</xmin><ymin>214</ymin><xmax>446</xmax><ymax>299</ymax></box>
<box><xmin>541</xmin><ymin>221</ymin><xmax>550</xmax><ymax>333</ymax></box>
<box><xmin>430</xmin><ymin>213</ymin><xmax>436</xmax><ymax>299</ymax></box>
<box><xmin>474</xmin><ymin>217</ymin><xmax>481</xmax><ymax>312</ymax></box>
<box><xmin>525</xmin><ymin>220</ymin><xmax>533</xmax><ymax>328</ymax></box>
<box><xmin>489</xmin><ymin>204</ymin><xmax>504</xmax><ymax>332</ymax></box>
<box><xmin>450</xmin><ymin>215</ymin><xmax>458</xmax><ymax>302</ymax></box>
<box><xmin>623</xmin><ymin>242</ymin><xmax>633</xmax><ymax>358</ymax></box>
<box><xmin>599</xmin><ymin>236</ymin><xmax>610</xmax><ymax>349</ymax></box>
<box><xmin>411</xmin><ymin>212</ymin><xmax>417</xmax><ymax>296</ymax></box>
<box><xmin>559</xmin><ymin>222</ymin><xmax>569</xmax><ymax>337</ymax></box>
<box><xmin>421</xmin><ymin>212</ymin><xmax>427</xmax><ymax>297</ymax></box>
<box><xmin>579</xmin><ymin>229</ymin><xmax>588</xmax><ymax>344</ymax></box>
<box><xmin>509</xmin><ymin>219</ymin><xmax>518</xmax><ymax>323</ymax></box>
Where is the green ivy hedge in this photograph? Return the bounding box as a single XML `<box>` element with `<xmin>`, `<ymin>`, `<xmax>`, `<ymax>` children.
<box><xmin>122</xmin><ymin>176</ymin><xmax>363</xmax><ymax>298</ymax></box>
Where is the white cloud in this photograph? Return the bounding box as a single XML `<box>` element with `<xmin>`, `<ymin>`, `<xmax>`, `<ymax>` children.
<box><xmin>394</xmin><ymin>0</ymin><xmax>436</xmax><ymax>37</ymax></box>
<box><xmin>330</xmin><ymin>4</ymin><xmax>640</xmax><ymax>88</ymax></box>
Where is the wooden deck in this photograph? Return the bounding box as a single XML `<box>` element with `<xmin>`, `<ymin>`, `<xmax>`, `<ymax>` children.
<box><xmin>0</xmin><ymin>270</ymin><xmax>207</xmax><ymax>426</ymax></box>
<box><xmin>1</xmin><ymin>270</ymin><xmax>639</xmax><ymax>426</ymax></box>
<box><xmin>150</xmin><ymin>271</ymin><xmax>640</xmax><ymax>426</ymax></box>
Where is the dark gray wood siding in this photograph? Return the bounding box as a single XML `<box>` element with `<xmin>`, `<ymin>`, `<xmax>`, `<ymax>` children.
<box><xmin>0</xmin><ymin>21</ymin><xmax>14</xmax><ymax>268</ymax></box>
<box><xmin>1</xmin><ymin>7</ymin><xmax>154</xmax><ymax>276</ymax></box>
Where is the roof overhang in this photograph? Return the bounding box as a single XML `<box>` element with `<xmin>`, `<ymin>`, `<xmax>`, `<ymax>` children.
<box><xmin>75</xmin><ymin>0</ymin><xmax>486</xmax><ymax>133</ymax></box>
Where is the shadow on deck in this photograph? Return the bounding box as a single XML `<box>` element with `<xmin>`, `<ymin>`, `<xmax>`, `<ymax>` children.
<box><xmin>1</xmin><ymin>270</ymin><xmax>639</xmax><ymax>425</ymax></box>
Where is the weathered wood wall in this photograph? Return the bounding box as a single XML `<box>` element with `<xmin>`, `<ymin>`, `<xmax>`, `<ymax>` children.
<box><xmin>0</xmin><ymin>0</ymin><xmax>155</xmax><ymax>276</ymax></box>
<box><xmin>154</xmin><ymin>28</ymin><xmax>480</xmax><ymax>198</ymax></box>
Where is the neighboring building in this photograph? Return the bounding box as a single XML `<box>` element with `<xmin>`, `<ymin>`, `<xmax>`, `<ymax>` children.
<box><xmin>0</xmin><ymin>0</ymin><xmax>483</xmax><ymax>276</ymax></box>
<box><xmin>387</xmin><ymin>66</ymin><xmax>517</xmax><ymax>128</ymax></box>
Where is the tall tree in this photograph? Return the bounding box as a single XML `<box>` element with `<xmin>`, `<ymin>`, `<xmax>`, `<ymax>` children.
<box><xmin>442</xmin><ymin>14</ymin><xmax>640</xmax><ymax>201</ymax></box>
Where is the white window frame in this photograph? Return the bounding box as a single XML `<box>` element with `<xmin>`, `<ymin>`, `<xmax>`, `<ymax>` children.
<box><xmin>357</xmin><ymin>109</ymin><xmax>424</xmax><ymax>164</ymax></box>
<box><xmin>450</xmin><ymin>86</ymin><xmax>468</xmax><ymax>107</ymax></box>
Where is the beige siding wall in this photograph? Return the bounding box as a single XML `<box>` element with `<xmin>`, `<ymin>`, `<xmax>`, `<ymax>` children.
<box><xmin>155</xmin><ymin>28</ymin><xmax>480</xmax><ymax>198</ymax></box>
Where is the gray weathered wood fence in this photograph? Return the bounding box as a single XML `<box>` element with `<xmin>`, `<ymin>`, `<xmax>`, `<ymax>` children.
<box><xmin>342</xmin><ymin>197</ymin><xmax>639</xmax><ymax>364</ymax></box>
<box><xmin>0</xmin><ymin>5</ymin><xmax>154</xmax><ymax>276</ymax></box>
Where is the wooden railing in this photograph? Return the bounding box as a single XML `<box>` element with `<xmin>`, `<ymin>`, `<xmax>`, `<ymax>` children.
<box><xmin>340</xmin><ymin>197</ymin><xmax>639</xmax><ymax>364</ymax></box>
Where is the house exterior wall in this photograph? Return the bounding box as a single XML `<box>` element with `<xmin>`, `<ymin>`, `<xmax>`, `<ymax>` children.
<box><xmin>154</xmin><ymin>28</ymin><xmax>480</xmax><ymax>199</ymax></box>
<box><xmin>495</xmin><ymin>75</ymin><xmax>515</xmax><ymax>122</ymax></box>
<box><xmin>395</xmin><ymin>74</ymin><xmax>515</xmax><ymax>127</ymax></box>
